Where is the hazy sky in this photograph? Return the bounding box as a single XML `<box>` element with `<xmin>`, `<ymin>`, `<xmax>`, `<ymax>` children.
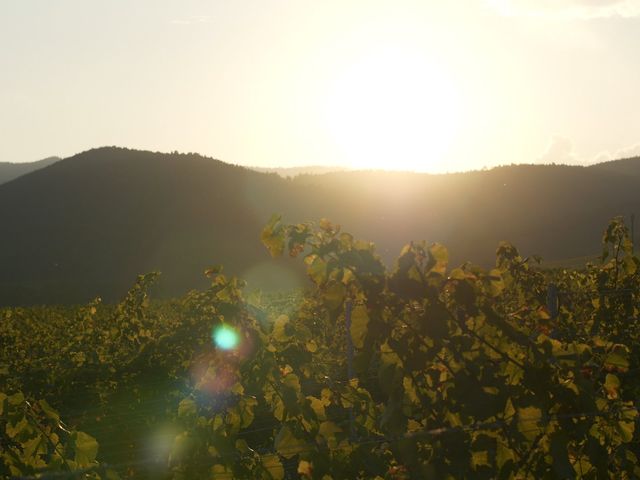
<box><xmin>2</xmin><ymin>0</ymin><xmax>639</xmax><ymax>172</ymax></box>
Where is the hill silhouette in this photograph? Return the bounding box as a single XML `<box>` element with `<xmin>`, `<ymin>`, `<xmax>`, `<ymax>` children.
<box><xmin>0</xmin><ymin>146</ymin><xmax>639</xmax><ymax>305</ymax></box>
<box><xmin>0</xmin><ymin>156</ymin><xmax>60</xmax><ymax>185</ymax></box>
<box><xmin>251</xmin><ymin>165</ymin><xmax>350</xmax><ymax>177</ymax></box>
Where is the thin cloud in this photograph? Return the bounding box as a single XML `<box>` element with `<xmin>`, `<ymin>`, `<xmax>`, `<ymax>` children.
<box><xmin>170</xmin><ymin>15</ymin><xmax>211</xmax><ymax>26</ymax></box>
<box><xmin>537</xmin><ymin>136</ymin><xmax>579</xmax><ymax>164</ymax></box>
<box><xmin>488</xmin><ymin>0</ymin><xmax>640</xmax><ymax>19</ymax></box>
<box><xmin>592</xmin><ymin>143</ymin><xmax>640</xmax><ymax>163</ymax></box>
<box><xmin>537</xmin><ymin>136</ymin><xmax>640</xmax><ymax>166</ymax></box>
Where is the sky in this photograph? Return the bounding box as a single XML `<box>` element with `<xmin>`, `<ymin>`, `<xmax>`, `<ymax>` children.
<box><xmin>1</xmin><ymin>0</ymin><xmax>639</xmax><ymax>173</ymax></box>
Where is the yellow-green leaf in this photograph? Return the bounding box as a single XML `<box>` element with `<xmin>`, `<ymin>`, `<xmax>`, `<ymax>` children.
<box><xmin>318</xmin><ymin>421</ymin><xmax>342</xmax><ymax>449</ymax></box>
<box><xmin>350</xmin><ymin>305</ymin><xmax>369</xmax><ymax>349</ymax></box>
<box><xmin>178</xmin><ymin>398</ymin><xmax>197</xmax><ymax>417</ymax></box>
<box><xmin>517</xmin><ymin>406</ymin><xmax>542</xmax><ymax>441</ymax></box>
<box><xmin>273</xmin><ymin>315</ymin><xmax>290</xmax><ymax>342</ymax></box>
<box><xmin>472</xmin><ymin>450</ymin><xmax>490</xmax><ymax>468</ymax></box>
<box><xmin>323</xmin><ymin>282</ymin><xmax>345</xmax><ymax>311</ymax></box>
<box><xmin>298</xmin><ymin>460</ymin><xmax>313</xmax><ymax>477</ymax></box>
<box><xmin>605</xmin><ymin>345</ymin><xmax>630</xmax><ymax>372</ymax></box>
<box><xmin>305</xmin><ymin>255</ymin><xmax>327</xmax><ymax>284</ymax></box>
<box><xmin>261</xmin><ymin>214</ymin><xmax>285</xmax><ymax>258</ymax></box>
<box><xmin>427</xmin><ymin>243</ymin><xmax>448</xmax><ymax>275</ymax></box>
<box><xmin>403</xmin><ymin>376</ymin><xmax>419</xmax><ymax>404</ymax></box>
<box><xmin>307</xmin><ymin>395</ymin><xmax>328</xmax><ymax>420</ymax></box>
<box><xmin>617</xmin><ymin>419</ymin><xmax>635</xmax><ymax>442</ymax></box>
<box><xmin>604</xmin><ymin>374</ymin><xmax>620</xmax><ymax>399</ymax></box>
<box><xmin>211</xmin><ymin>464</ymin><xmax>233</xmax><ymax>479</ymax></box>
<box><xmin>74</xmin><ymin>431</ymin><xmax>99</xmax><ymax>466</ymax></box>
<box><xmin>274</xmin><ymin>425</ymin><xmax>306</xmax><ymax>459</ymax></box>
<box><xmin>38</xmin><ymin>399</ymin><xmax>60</xmax><ymax>424</ymax></box>
<box><xmin>262</xmin><ymin>454</ymin><xmax>285</xmax><ymax>479</ymax></box>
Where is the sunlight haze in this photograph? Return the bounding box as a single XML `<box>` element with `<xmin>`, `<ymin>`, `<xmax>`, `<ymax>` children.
<box><xmin>1</xmin><ymin>0</ymin><xmax>639</xmax><ymax>172</ymax></box>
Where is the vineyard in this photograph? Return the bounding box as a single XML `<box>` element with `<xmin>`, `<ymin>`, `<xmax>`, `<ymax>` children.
<box><xmin>2</xmin><ymin>216</ymin><xmax>640</xmax><ymax>479</ymax></box>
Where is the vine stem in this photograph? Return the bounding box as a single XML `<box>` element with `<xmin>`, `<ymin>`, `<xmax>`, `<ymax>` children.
<box><xmin>455</xmin><ymin>309</ymin><xmax>526</xmax><ymax>370</ymax></box>
<box><xmin>24</xmin><ymin>400</ymin><xmax>74</xmax><ymax>472</ymax></box>
<box><xmin>395</xmin><ymin>316</ymin><xmax>456</xmax><ymax>377</ymax></box>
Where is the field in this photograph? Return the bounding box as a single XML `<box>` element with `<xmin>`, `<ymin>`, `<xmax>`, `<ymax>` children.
<box><xmin>2</xmin><ymin>216</ymin><xmax>640</xmax><ymax>479</ymax></box>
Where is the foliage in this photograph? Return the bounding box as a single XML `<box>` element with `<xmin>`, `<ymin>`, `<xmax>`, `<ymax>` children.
<box><xmin>0</xmin><ymin>391</ymin><xmax>114</xmax><ymax>479</ymax></box>
<box><xmin>2</xmin><ymin>216</ymin><xmax>640</xmax><ymax>478</ymax></box>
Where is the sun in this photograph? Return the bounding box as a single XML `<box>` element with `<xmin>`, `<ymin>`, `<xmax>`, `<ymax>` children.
<box><xmin>324</xmin><ymin>47</ymin><xmax>462</xmax><ymax>172</ymax></box>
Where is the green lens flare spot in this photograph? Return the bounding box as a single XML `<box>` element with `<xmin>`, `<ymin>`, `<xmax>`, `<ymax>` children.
<box><xmin>213</xmin><ymin>325</ymin><xmax>239</xmax><ymax>350</ymax></box>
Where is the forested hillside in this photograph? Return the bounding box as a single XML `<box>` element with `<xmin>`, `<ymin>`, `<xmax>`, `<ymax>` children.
<box><xmin>0</xmin><ymin>156</ymin><xmax>59</xmax><ymax>185</ymax></box>
<box><xmin>0</xmin><ymin>147</ymin><xmax>639</xmax><ymax>305</ymax></box>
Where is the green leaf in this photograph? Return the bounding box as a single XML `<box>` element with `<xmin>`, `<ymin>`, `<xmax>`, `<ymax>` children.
<box><xmin>281</xmin><ymin>374</ymin><xmax>302</xmax><ymax>415</ymax></box>
<box><xmin>517</xmin><ymin>406</ymin><xmax>542</xmax><ymax>441</ymax></box>
<box><xmin>74</xmin><ymin>431</ymin><xmax>99</xmax><ymax>466</ymax></box>
<box><xmin>261</xmin><ymin>214</ymin><xmax>285</xmax><ymax>258</ymax></box>
<box><xmin>403</xmin><ymin>376</ymin><xmax>419</xmax><ymax>404</ymax></box>
<box><xmin>6</xmin><ymin>416</ymin><xmax>29</xmax><ymax>439</ymax></box>
<box><xmin>617</xmin><ymin>419</ymin><xmax>635</xmax><ymax>443</ymax></box>
<box><xmin>604</xmin><ymin>374</ymin><xmax>620</xmax><ymax>398</ymax></box>
<box><xmin>38</xmin><ymin>399</ymin><xmax>60</xmax><ymax>424</ymax></box>
<box><xmin>605</xmin><ymin>345</ymin><xmax>629</xmax><ymax>372</ymax></box>
<box><xmin>178</xmin><ymin>398</ymin><xmax>197</xmax><ymax>417</ymax></box>
<box><xmin>319</xmin><ymin>218</ymin><xmax>335</xmax><ymax>232</ymax></box>
<box><xmin>408</xmin><ymin>265</ymin><xmax>422</xmax><ymax>282</ymax></box>
<box><xmin>8</xmin><ymin>391</ymin><xmax>25</xmax><ymax>406</ymax></box>
<box><xmin>318</xmin><ymin>421</ymin><xmax>343</xmax><ymax>449</ymax></box>
<box><xmin>488</xmin><ymin>269</ymin><xmax>505</xmax><ymax>296</ymax></box>
<box><xmin>274</xmin><ymin>425</ymin><xmax>306</xmax><ymax>459</ymax></box>
<box><xmin>427</xmin><ymin>243</ymin><xmax>448</xmax><ymax>275</ymax></box>
<box><xmin>471</xmin><ymin>450</ymin><xmax>490</xmax><ymax>468</ymax></box>
<box><xmin>350</xmin><ymin>305</ymin><xmax>369</xmax><ymax>349</ymax></box>
<box><xmin>616</xmin><ymin>407</ymin><xmax>637</xmax><ymax>442</ymax></box>
<box><xmin>264</xmin><ymin>383</ymin><xmax>286</xmax><ymax>421</ymax></box>
<box><xmin>623</xmin><ymin>256</ymin><xmax>637</xmax><ymax>275</ymax></box>
<box><xmin>238</xmin><ymin>396</ymin><xmax>257</xmax><ymax>428</ymax></box>
<box><xmin>262</xmin><ymin>454</ymin><xmax>285</xmax><ymax>479</ymax></box>
<box><xmin>305</xmin><ymin>255</ymin><xmax>328</xmax><ymax>284</ymax></box>
<box><xmin>323</xmin><ymin>282</ymin><xmax>345</xmax><ymax>311</ymax></box>
<box><xmin>22</xmin><ymin>436</ymin><xmax>47</xmax><ymax>464</ymax></box>
<box><xmin>273</xmin><ymin>315</ymin><xmax>291</xmax><ymax>342</ymax></box>
<box><xmin>307</xmin><ymin>395</ymin><xmax>328</xmax><ymax>420</ymax></box>
<box><xmin>211</xmin><ymin>464</ymin><xmax>233</xmax><ymax>479</ymax></box>
<box><xmin>496</xmin><ymin>439</ymin><xmax>515</xmax><ymax>470</ymax></box>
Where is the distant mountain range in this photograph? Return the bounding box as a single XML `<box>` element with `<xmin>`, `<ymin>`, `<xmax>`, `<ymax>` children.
<box><xmin>0</xmin><ymin>156</ymin><xmax>60</xmax><ymax>185</ymax></box>
<box><xmin>0</xmin><ymin>158</ymin><xmax>348</xmax><ymax>185</ymax></box>
<box><xmin>1</xmin><ymin>146</ymin><xmax>639</xmax><ymax>305</ymax></box>
<box><xmin>251</xmin><ymin>165</ymin><xmax>351</xmax><ymax>177</ymax></box>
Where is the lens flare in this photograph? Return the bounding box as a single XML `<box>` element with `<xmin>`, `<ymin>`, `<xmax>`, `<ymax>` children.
<box><xmin>213</xmin><ymin>325</ymin><xmax>239</xmax><ymax>350</ymax></box>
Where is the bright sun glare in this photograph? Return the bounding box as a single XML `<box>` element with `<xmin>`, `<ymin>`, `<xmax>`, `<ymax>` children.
<box><xmin>325</xmin><ymin>47</ymin><xmax>462</xmax><ymax>172</ymax></box>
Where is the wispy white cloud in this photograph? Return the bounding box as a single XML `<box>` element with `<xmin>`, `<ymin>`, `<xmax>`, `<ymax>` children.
<box><xmin>537</xmin><ymin>136</ymin><xmax>640</xmax><ymax>165</ymax></box>
<box><xmin>592</xmin><ymin>143</ymin><xmax>640</xmax><ymax>163</ymax></box>
<box><xmin>488</xmin><ymin>0</ymin><xmax>640</xmax><ymax>19</ymax></box>
<box><xmin>170</xmin><ymin>15</ymin><xmax>211</xmax><ymax>26</ymax></box>
<box><xmin>537</xmin><ymin>136</ymin><xmax>579</xmax><ymax>164</ymax></box>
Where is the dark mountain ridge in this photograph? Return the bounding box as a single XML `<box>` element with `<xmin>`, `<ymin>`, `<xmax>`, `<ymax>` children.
<box><xmin>588</xmin><ymin>156</ymin><xmax>640</xmax><ymax>177</ymax></box>
<box><xmin>251</xmin><ymin>165</ymin><xmax>350</xmax><ymax>177</ymax></box>
<box><xmin>0</xmin><ymin>146</ymin><xmax>638</xmax><ymax>305</ymax></box>
<box><xmin>0</xmin><ymin>156</ymin><xmax>60</xmax><ymax>185</ymax></box>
